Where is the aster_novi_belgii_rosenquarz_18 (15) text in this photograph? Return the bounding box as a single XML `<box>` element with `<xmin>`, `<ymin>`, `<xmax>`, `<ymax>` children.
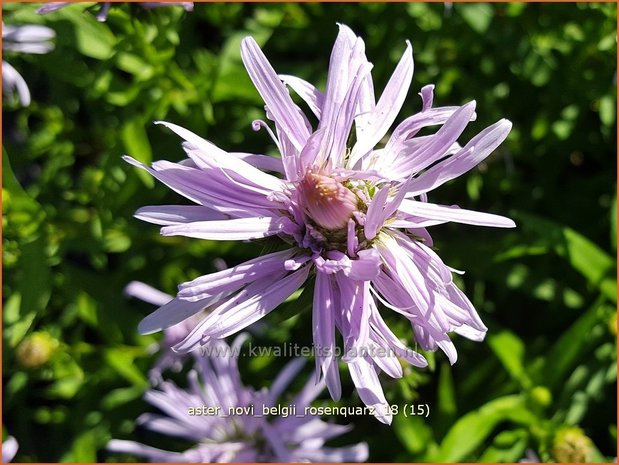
<box><xmin>125</xmin><ymin>24</ymin><xmax>515</xmax><ymax>425</ymax></box>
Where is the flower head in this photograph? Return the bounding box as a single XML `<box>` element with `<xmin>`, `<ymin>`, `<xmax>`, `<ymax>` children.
<box><xmin>2</xmin><ymin>23</ymin><xmax>55</xmax><ymax>106</ymax></box>
<box><xmin>108</xmin><ymin>337</ymin><xmax>368</xmax><ymax>462</ymax></box>
<box><xmin>127</xmin><ymin>24</ymin><xmax>514</xmax><ymax>424</ymax></box>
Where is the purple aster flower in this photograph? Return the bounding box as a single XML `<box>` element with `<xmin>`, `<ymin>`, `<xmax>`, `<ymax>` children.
<box><xmin>108</xmin><ymin>336</ymin><xmax>369</xmax><ymax>462</ymax></box>
<box><xmin>37</xmin><ymin>2</ymin><xmax>193</xmax><ymax>22</ymax></box>
<box><xmin>2</xmin><ymin>436</ymin><xmax>18</xmax><ymax>463</ymax></box>
<box><xmin>2</xmin><ymin>23</ymin><xmax>55</xmax><ymax>106</ymax></box>
<box><xmin>126</xmin><ymin>24</ymin><xmax>514</xmax><ymax>424</ymax></box>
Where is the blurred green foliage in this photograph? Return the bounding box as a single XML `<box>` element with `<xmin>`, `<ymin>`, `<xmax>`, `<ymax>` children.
<box><xmin>2</xmin><ymin>2</ymin><xmax>617</xmax><ymax>462</ymax></box>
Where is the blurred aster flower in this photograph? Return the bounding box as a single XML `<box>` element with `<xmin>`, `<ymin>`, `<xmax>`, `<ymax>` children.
<box><xmin>108</xmin><ymin>336</ymin><xmax>368</xmax><ymax>462</ymax></box>
<box><xmin>2</xmin><ymin>23</ymin><xmax>55</xmax><ymax>106</ymax></box>
<box><xmin>2</xmin><ymin>436</ymin><xmax>18</xmax><ymax>463</ymax></box>
<box><xmin>37</xmin><ymin>2</ymin><xmax>193</xmax><ymax>22</ymax></box>
<box><xmin>127</xmin><ymin>24</ymin><xmax>514</xmax><ymax>424</ymax></box>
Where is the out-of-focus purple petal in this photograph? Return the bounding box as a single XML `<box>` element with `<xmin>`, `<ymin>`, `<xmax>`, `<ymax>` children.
<box><xmin>2</xmin><ymin>436</ymin><xmax>18</xmax><ymax>463</ymax></box>
<box><xmin>265</xmin><ymin>358</ymin><xmax>306</xmax><ymax>407</ymax></box>
<box><xmin>36</xmin><ymin>2</ymin><xmax>70</xmax><ymax>14</ymax></box>
<box><xmin>124</xmin><ymin>281</ymin><xmax>172</xmax><ymax>307</ymax></box>
<box><xmin>107</xmin><ymin>439</ymin><xmax>183</xmax><ymax>462</ymax></box>
<box><xmin>140</xmin><ymin>2</ymin><xmax>194</xmax><ymax>11</ymax></box>
<box><xmin>95</xmin><ymin>2</ymin><xmax>111</xmax><ymax>21</ymax></box>
<box><xmin>2</xmin><ymin>61</ymin><xmax>31</xmax><ymax>106</ymax></box>
<box><xmin>3</xmin><ymin>24</ymin><xmax>55</xmax><ymax>47</ymax></box>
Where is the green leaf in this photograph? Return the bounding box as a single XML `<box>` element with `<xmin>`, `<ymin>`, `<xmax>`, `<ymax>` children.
<box><xmin>599</xmin><ymin>95</ymin><xmax>616</xmax><ymax>127</ymax></box>
<box><xmin>437</xmin><ymin>362</ymin><xmax>457</xmax><ymax>417</ymax></box>
<box><xmin>459</xmin><ymin>3</ymin><xmax>493</xmax><ymax>34</ymax></box>
<box><xmin>5</xmin><ymin>236</ymin><xmax>52</xmax><ymax>347</ymax></box>
<box><xmin>60</xmin><ymin>6</ymin><xmax>117</xmax><ymax>60</ymax></box>
<box><xmin>121</xmin><ymin>117</ymin><xmax>154</xmax><ymax>187</ymax></box>
<box><xmin>431</xmin><ymin>395</ymin><xmax>535</xmax><ymax>462</ymax></box>
<box><xmin>104</xmin><ymin>347</ymin><xmax>148</xmax><ymax>388</ymax></box>
<box><xmin>487</xmin><ymin>330</ymin><xmax>530</xmax><ymax>387</ymax></box>
<box><xmin>509</xmin><ymin>212</ymin><xmax>616</xmax><ymax>302</ymax></box>
<box><xmin>61</xmin><ymin>428</ymin><xmax>98</xmax><ymax>462</ymax></box>
<box><xmin>542</xmin><ymin>300</ymin><xmax>609</xmax><ymax>389</ymax></box>
<box><xmin>394</xmin><ymin>414</ymin><xmax>435</xmax><ymax>455</ymax></box>
<box><xmin>101</xmin><ymin>386</ymin><xmax>145</xmax><ymax>410</ymax></box>
<box><xmin>478</xmin><ymin>429</ymin><xmax>529</xmax><ymax>463</ymax></box>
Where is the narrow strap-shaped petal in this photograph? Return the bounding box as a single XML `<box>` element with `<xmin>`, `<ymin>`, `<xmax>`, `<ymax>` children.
<box><xmin>156</xmin><ymin>121</ymin><xmax>285</xmax><ymax>191</ymax></box>
<box><xmin>160</xmin><ymin>216</ymin><xmax>286</xmax><ymax>241</ymax></box>
<box><xmin>376</xmin><ymin>235</ymin><xmax>433</xmax><ymax>317</ymax></box>
<box><xmin>204</xmin><ymin>265</ymin><xmax>310</xmax><ymax>339</ymax></box>
<box><xmin>279</xmin><ymin>74</ymin><xmax>324</xmax><ymax>118</ymax></box>
<box><xmin>134</xmin><ymin>205</ymin><xmax>228</xmax><ymax>226</ymax></box>
<box><xmin>419</xmin><ymin>84</ymin><xmax>435</xmax><ymax>111</ymax></box>
<box><xmin>177</xmin><ymin>249</ymin><xmax>297</xmax><ymax>302</ymax></box>
<box><xmin>95</xmin><ymin>2</ymin><xmax>112</xmax><ymax>22</ymax></box>
<box><xmin>368</xmin><ymin>298</ymin><xmax>428</xmax><ymax>368</ymax></box>
<box><xmin>281</xmin><ymin>417</ymin><xmax>352</xmax><ymax>444</ymax></box>
<box><xmin>407</xmin><ymin>119</ymin><xmax>512</xmax><ymax>195</ymax></box>
<box><xmin>291</xmin><ymin>443</ymin><xmax>369</xmax><ymax>463</ymax></box>
<box><xmin>124</xmin><ymin>156</ymin><xmax>276</xmax><ymax>217</ymax></box>
<box><xmin>349</xmin><ymin>40</ymin><xmax>414</xmax><ymax>167</ymax></box>
<box><xmin>346</xmin><ymin>358</ymin><xmax>392</xmax><ymax>425</ymax></box>
<box><xmin>353</xmin><ymin>73</ymin><xmax>376</xmax><ymax>147</ymax></box>
<box><xmin>265</xmin><ymin>358</ymin><xmax>306</xmax><ymax>407</ymax></box>
<box><xmin>390</xmin><ymin>101</ymin><xmax>477</xmax><ymax>178</ymax></box>
<box><xmin>36</xmin><ymin>2</ymin><xmax>69</xmax><ymax>13</ymax></box>
<box><xmin>138</xmin><ymin>296</ymin><xmax>211</xmax><ymax>335</ymax></box>
<box><xmin>137</xmin><ymin>414</ymin><xmax>203</xmax><ymax>441</ymax></box>
<box><xmin>240</xmin><ymin>37</ymin><xmax>310</xmax><ymax>153</ymax></box>
<box><xmin>228</xmin><ymin>152</ymin><xmax>284</xmax><ymax>173</ymax></box>
<box><xmin>174</xmin><ymin>266</ymin><xmax>310</xmax><ymax>351</ymax></box>
<box><xmin>3</xmin><ymin>24</ymin><xmax>55</xmax><ymax>45</ymax></box>
<box><xmin>320</xmin><ymin>24</ymin><xmax>358</xmax><ymax>133</ymax></box>
<box><xmin>107</xmin><ymin>439</ymin><xmax>182</xmax><ymax>462</ymax></box>
<box><xmin>124</xmin><ymin>281</ymin><xmax>172</xmax><ymax>306</ymax></box>
<box><xmin>2</xmin><ymin>61</ymin><xmax>31</xmax><ymax>106</ymax></box>
<box><xmin>322</xmin><ymin>47</ymin><xmax>374</xmax><ymax>169</ymax></box>
<box><xmin>364</xmin><ymin>184</ymin><xmax>390</xmax><ymax>240</ymax></box>
<box><xmin>337</xmin><ymin>275</ymin><xmax>370</xmax><ymax>354</ymax></box>
<box><xmin>398</xmin><ymin>199</ymin><xmax>516</xmax><ymax>228</ymax></box>
<box><xmin>312</xmin><ymin>271</ymin><xmax>341</xmax><ymax>400</ymax></box>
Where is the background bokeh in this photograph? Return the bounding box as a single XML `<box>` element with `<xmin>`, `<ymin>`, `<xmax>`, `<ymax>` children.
<box><xmin>2</xmin><ymin>2</ymin><xmax>617</xmax><ymax>462</ymax></box>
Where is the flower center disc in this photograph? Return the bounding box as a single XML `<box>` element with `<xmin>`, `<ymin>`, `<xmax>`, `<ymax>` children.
<box><xmin>297</xmin><ymin>171</ymin><xmax>357</xmax><ymax>230</ymax></box>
